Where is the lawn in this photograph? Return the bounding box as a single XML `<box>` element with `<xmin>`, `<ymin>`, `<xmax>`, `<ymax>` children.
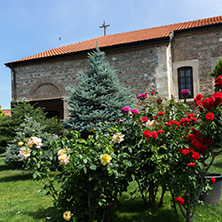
<box><xmin>0</xmin><ymin>155</ymin><xmax>222</xmax><ymax>222</ymax></box>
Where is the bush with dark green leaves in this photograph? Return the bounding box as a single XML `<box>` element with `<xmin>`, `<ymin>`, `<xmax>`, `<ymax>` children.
<box><xmin>4</xmin><ymin>115</ymin><xmax>58</xmax><ymax>168</ymax></box>
<box><xmin>0</xmin><ymin>101</ymin><xmax>63</xmax><ymax>156</ymax></box>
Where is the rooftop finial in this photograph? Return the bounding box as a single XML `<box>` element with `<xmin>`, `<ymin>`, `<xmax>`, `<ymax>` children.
<box><xmin>99</xmin><ymin>21</ymin><xmax>110</xmax><ymax>36</ymax></box>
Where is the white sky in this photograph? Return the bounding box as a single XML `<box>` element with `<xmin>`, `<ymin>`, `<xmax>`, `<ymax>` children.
<box><xmin>0</xmin><ymin>0</ymin><xmax>222</xmax><ymax>109</ymax></box>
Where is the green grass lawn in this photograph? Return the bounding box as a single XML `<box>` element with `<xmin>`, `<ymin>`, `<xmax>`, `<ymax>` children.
<box><xmin>0</xmin><ymin>155</ymin><xmax>222</xmax><ymax>222</ymax></box>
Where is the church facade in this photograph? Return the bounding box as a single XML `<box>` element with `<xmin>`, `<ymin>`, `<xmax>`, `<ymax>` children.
<box><xmin>5</xmin><ymin>16</ymin><xmax>222</xmax><ymax>119</ymax></box>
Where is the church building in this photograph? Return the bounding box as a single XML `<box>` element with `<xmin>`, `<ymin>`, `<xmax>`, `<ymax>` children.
<box><xmin>5</xmin><ymin>16</ymin><xmax>222</xmax><ymax>119</ymax></box>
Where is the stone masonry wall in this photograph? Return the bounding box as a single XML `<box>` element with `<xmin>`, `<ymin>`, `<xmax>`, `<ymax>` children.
<box><xmin>12</xmin><ymin>43</ymin><xmax>169</xmax><ymax>118</ymax></box>
<box><xmin>171</xmin><ymin>28</ymin><xmax>222</xmax><ymax>98</ymax></box>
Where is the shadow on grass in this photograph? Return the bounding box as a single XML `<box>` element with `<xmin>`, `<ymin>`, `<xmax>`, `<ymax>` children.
<box><xmin>23</xmin><ymin>207</ymin><xmax>64</xmax><ymax>222</ymax></box>
<box><xmin>111</xmin><ymin>198</ymin><xmax>179</xmax><ymax>222</ymax></box>
<box><xmin>0</xmin><ymin>173</ymin><xmax>32</xmax><ymax>182</ymax></box>
<box><xmin>0</xmin><ymin>163</ymin><xmax>16</xmax><ymax>171</ymax></box>
<box><xmin>212</xmin><ymin>161</ymin><xmax>222</xmax><ymax>170</ymax></box>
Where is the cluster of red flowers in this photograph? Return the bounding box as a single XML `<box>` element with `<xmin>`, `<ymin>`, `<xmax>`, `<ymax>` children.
<box><xmin>143</xmin><ymin>129</ymin><xmax>164</xmax><ymax>139</ymax></box>
<box><xmin>165</xmin><ymin>120</ymin><xmax>180</xmax><ymax>126</ymax></box>
<box><xmin>178</xmin><ymin>127</ymin><xmax>213</xmax><ymax>167</ymax></box>
<box><xmin>188</xmin><ymin>128</ymin><xmax>212</xmax><ymax>152</ymax></box>
<box><xmin>194</xmin><ymin>92</ymin><xmax>222</xmax><ymax>111</ymax></box>
<box><xmin>215</xmin><ymin>76</ymin><xmax>222</xmax><ymax>88</ymax></box>
<box><xmin>179</xmin><ymin>113</ymin><xmax>197</xmax><ymax>127</ymax></box>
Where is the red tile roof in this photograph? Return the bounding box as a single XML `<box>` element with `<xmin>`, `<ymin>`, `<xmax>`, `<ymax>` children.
<box><xmin>2</xmin><ymin>110</ymin><xmax>11</xmax><ymax>116</ymax></box>
<box><xmin>8</xmin><ymin>16</ymin><xmax>222</xmax><ymax>64</ymax></box>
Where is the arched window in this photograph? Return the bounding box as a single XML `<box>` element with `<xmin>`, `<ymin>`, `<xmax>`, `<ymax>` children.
<box><xmin>178</xmin><ymin>67</ymin><xmax>194</xmax><ymax>99</ymax></box>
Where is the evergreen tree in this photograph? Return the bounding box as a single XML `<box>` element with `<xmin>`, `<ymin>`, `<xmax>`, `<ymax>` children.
<box><xmin>64</xmin><ymin>47</ymin><xmax>134</xmax><ymax>135</ymax></box>
<box><xmin>209</xmin><ymin>58</ymin><xmax>222</xmax><ymax>79</ymax></box>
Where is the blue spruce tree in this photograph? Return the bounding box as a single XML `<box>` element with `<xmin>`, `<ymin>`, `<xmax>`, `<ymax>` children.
<box><xmin>64</xmin><ymin>47</ymin><xmax>134</xmax><ymax>135</ymax></box>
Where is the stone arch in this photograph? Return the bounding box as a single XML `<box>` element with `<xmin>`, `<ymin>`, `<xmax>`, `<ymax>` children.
<box><xmin>29</xmin><ymin>77</ymin><xmax>66</xmax><ymax>100</ymax></box>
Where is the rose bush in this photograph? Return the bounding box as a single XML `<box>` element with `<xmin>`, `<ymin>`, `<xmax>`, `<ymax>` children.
<box><xmin>19</xmin><ymin>127</ymin><xmax>133</xmax><ymax>222</ymax></box>
<box><xmin>17</xmin><ymin>73</ymin><xmax>222</xmax><ymax>222</ymax></box>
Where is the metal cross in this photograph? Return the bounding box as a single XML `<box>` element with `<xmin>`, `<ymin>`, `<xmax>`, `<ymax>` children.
<box><xmin>99</xmin><ymin>21</ymin><xmax>110</xmax><ymax>36</ymax></box>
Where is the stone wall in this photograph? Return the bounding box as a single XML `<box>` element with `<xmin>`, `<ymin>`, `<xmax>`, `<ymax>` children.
<box><xmin>12</xmin><ymin>43</ymin><xmax>169</xmax><ymax>118</ymax></box>
<box><xmin>171</xmin><ymin>28</ymin><xmax>222</xmax><ymax>98</ymax></box>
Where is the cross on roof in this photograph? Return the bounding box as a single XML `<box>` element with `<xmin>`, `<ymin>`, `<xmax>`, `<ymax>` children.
<box><xmin>99</xmin><ymin>21</ymin><xmax>110</xmax><ymax>36</ymax></box>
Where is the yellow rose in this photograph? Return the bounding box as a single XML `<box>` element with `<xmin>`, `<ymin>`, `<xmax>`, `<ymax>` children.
<box><xmin>57</xmin><ymin>148</ymin><xmax>66</xmax><ymax>156</ymax></box>
<box><xmin>63</xmin><ymin>211</ymin><xmax>71</xmax><ymax>221</ymax></box>
<box><xmin>100</xmin><ymin>154</ymin><xmax>112</xmax><ymax>166</ymax></box>
<box><xmin>18</xmin><ymin>141</ymin><xmax>24</xmax><ymax>146</ymax></box>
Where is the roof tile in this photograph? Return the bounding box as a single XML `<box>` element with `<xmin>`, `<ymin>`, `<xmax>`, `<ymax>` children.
<box><xmin>9</xmin><ymin>15</ymin><xmax>222</xmax><ymax>64</ymax></box>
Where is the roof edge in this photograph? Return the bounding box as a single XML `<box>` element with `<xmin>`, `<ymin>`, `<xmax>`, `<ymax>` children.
<box><xmin>5</xmin><ymin>36</ymin><xmax>170</xmax><ymax>67</ymax></box>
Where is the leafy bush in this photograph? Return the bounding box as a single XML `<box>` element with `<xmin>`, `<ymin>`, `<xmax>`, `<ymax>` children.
<box><xmin>0</xmin><ymin>101</ymin><xmax>63</xmax><ymax>155</ymax></box>
<box><xmin>4</xmin><ymin>115</ymin><xmax>55</xmax><ymax>168</ymax></box>
<box><xmin>15</xmin><ymin>60</ymin><xmax>222</xmax><ymax>222</ymax></box>
<box><xmin>18</xmin><ymin>127</ymin><xmax>132</xmax><ymax>221</ymax></box>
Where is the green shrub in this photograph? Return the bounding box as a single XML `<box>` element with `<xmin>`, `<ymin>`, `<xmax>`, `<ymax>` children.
<box><xmin>0</xmin><ymin>101</ymin><xmax>63</xmax><ymax>155</ymax></box>
<box><xmin>4</xmin><ymin>115</ymin><xmax>55</xmax><ymax>168</ymax></box>
<box><xmin>20</xmin><ymin>127</ymin><xmax>132</xmax><ymax>222</ymax></box>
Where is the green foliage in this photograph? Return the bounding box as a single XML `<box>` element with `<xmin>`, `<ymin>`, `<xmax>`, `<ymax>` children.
<box><xmin>20</xmin><ymin>128</ymin><xmax>132</xmax><ymax>221</ymax></box>
<box><xmin>118</xmin><ymin>90</ymin><xmax>192</xmax><ymax>208</ymax></box>
<box><xmin>64</xmin><ymin>47</ymin><xmax>134</xmax><ymax>135</ymax></box>
<box><xmin>4</xmin><ymin>115</ymin><xmax>55</xmax><ymax>168</ymax></box>
<box><xmin>0</xmin><ymin>101</ymin><xmax>63</xmax><ymax>154</ymax></box>
<box><xmin>0</xmin><ymin>105</ymin><xmax>4</xmax><ymax>118</ymax></box>
<box><xmin>209</xmin><ymin>58</ymin><xmax>222</xmax><ymax>79</ymax></box>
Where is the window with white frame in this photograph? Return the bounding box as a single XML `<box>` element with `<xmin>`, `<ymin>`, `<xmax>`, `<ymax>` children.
<box><xmin>177</xmin><ymin>66</ymin><xmax>194</xmax><ymax>99</ymax></box>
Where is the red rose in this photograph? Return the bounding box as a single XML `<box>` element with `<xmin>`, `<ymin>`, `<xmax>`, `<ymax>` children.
<box><xmin>175</xmin><ymin>197</ymin><xmax>184</xmax><ymax>205</ymax></box>
<box><xmin>215</xmin><ymin>76</ymin><xmax>222</xmax><ymax>88</ymax></box>
<box><xmin>141</xmin><ymin>117</ymin><xmax>148</xmax><ymax>122</ymax></box>
<box><xmin>189</xmin><ymin>117</ymin><xmax>197</xmax><ymax>124</ymax></box>
<box><xmin>151</xmin><ymin>131</ymin><xmax>158</xmax><ymax>139</ymax></box>
<box><xmin>199</xmin><ymin>145</ymin><xmax>208</xmax><ymax>152</ymax></box>
<box><xmin>195</xmin><ymin>100</ymin><xmax>204</xmax><ymax>112</ymax></box>
<box><xmin>152</xmin><ymin>115</ymin><xmax>158</xmax><ymax>119</ymax></box>
<box><xmin>203</xmin><ymin>163</ymin><xmax>208</xmax><ymax>167</ymax></box>
<box><xmin>194</xmin><ymin>94</ymin><xmax>204</xmax><ymax>102</ymax></box>
<box><xmin>212</xmin><ymin>92</ymin><xmax>222</xmax><ymax>107</ymax></box>
<box><xmin>204</xmin><ymin>136</ymin><xmax>213</xmax><ymax>145</ymax></box>
<box><xmin>191</xmin><ymin>139</ymin><xmax>202</xmax><ymax>149</ymax></box>
<box><xmin>143</xmin><ymin>130</ymin><xmax>152</xmax><ymax>138</ymax></box>
<box><xmin>187</xmin><ymin>163</ymin><xmax>196</xmax><ymax>167</ymax></box>
<box><xmin>187</xmin><ymin>113</ymin><xmax>195</xmax><ymax>118</ymax></box>
<box><xmin>210</xmin><ymin>177</ymin><xmax>216</xmax><ymax>184</ymax></box>
<box><xmin>157</xmin><ymin>112</ymin><xmax>165</xmax><ymax>116</ymax></box>
<box><xmin>180</xmin><ymin>118</ymin><xmax>190</xmax><ymax>127</ymax></box>
<box><xmin>189</xmin><ymin>146</ymin><xmax>194</xmax><ymax>152</ymax></box>
<box><xmin>205</xmin><ymin>112</ymin><xmax>214</xmax><ymax>121</ymax></box>
<box><xmin>157</xmin><ymin>130</ymin><xmax>164</xmax><ymax>134</ymax></box>
<box><xmin>203</xmin><ymin>98</ymin><xmax>212</xmax><ymax>111</ymax></box>
<box><xmin>192</xmin><ymin>152</ymin><xmax>200</xmax><ymax>160</ymax></box>
<box><xmin>192</xmin><ymin>128</ymin><xmax>201</xmax><ymax>136</ymax></box>
<box><xmin>182</xmin><ymin>149</ymin><xmax>190</xmax><ymax>155</ymax></box>
<box><xmin>188</xmin><ymin>134</ymin><xmax>199</xmax><ymax>141</ymax></box>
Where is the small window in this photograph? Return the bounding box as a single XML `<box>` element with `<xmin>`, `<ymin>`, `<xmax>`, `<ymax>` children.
<box><xmin>178</xmin><ymin>67</ymin><xmax>194</xmax><ymax>99</ymax></box>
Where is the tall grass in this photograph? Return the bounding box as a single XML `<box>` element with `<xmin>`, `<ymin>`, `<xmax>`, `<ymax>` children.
<box><xmin>0</xmin><ymin>155</ymin><xmax>221</xmax><ymax>222</ymax></box>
